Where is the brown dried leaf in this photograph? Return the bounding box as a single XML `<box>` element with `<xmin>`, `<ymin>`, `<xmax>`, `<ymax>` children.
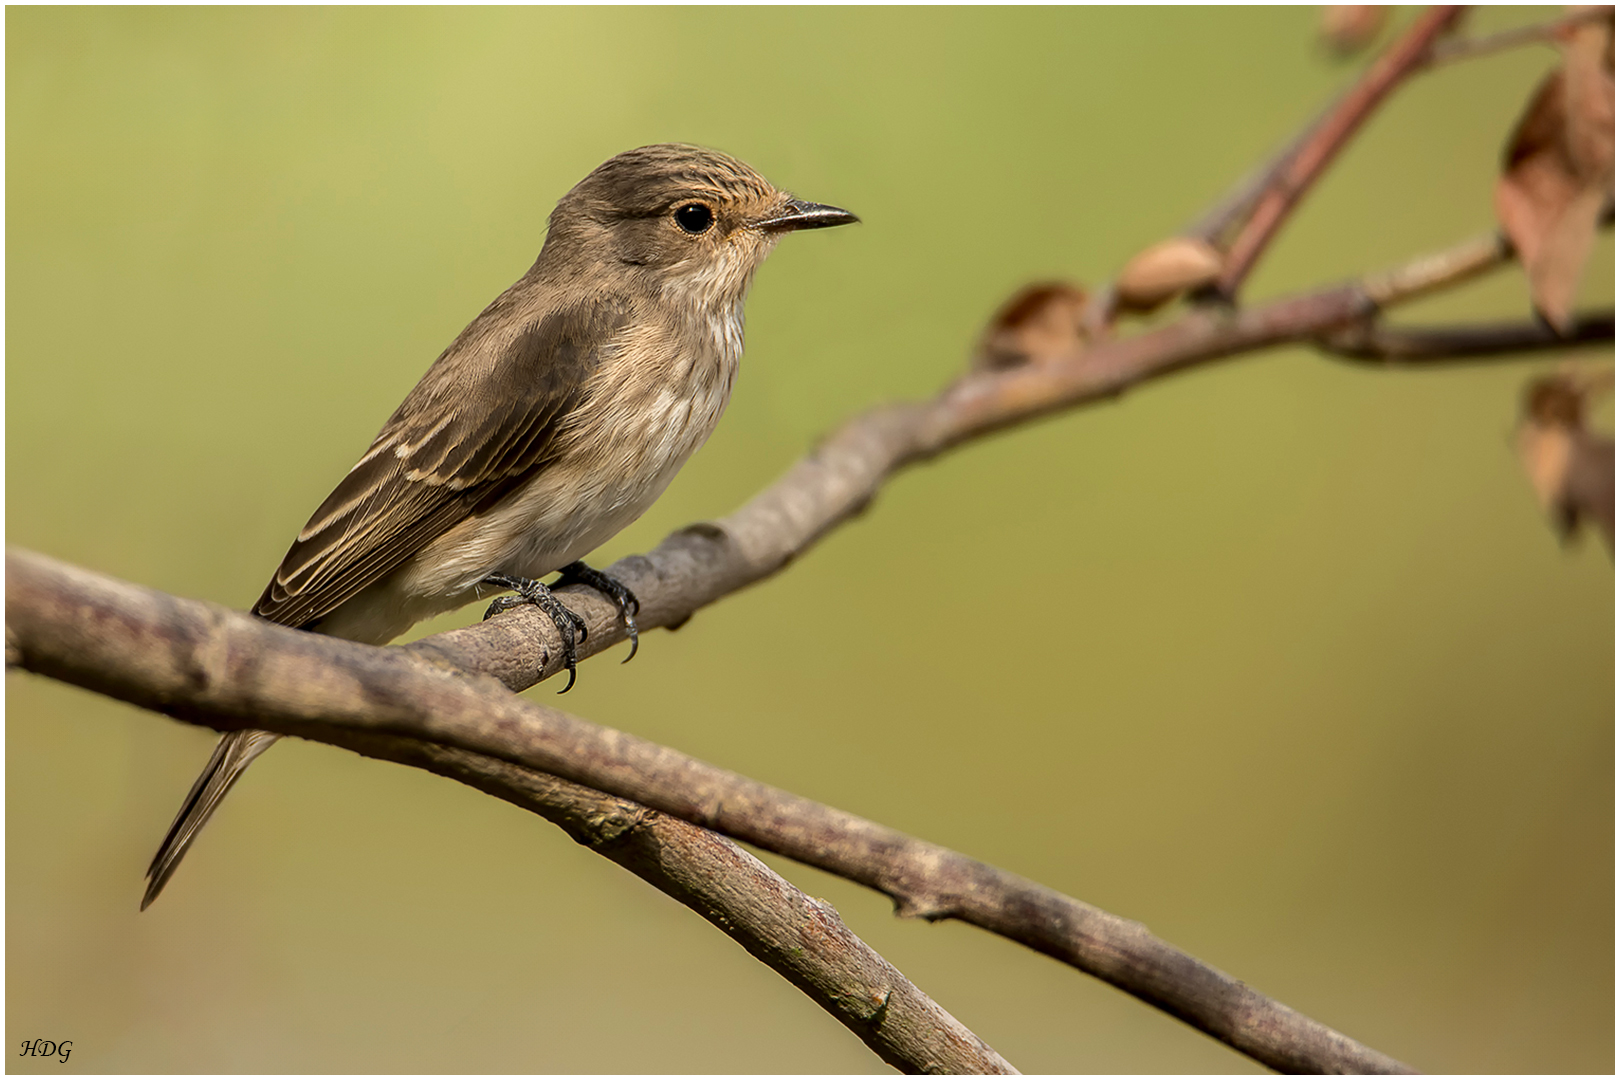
<box><xmin>973</xmin><ymin>282</ymin><xmax>1089</xmax><ymax>371</ymax></box>
<box><xmin>1562</xmin><ymin>13</ymin><xmax>1616</xmax><ymax>177</ymax></box>
<box><xmin>1115</xmin><ymin>238</ymin><xmax>1224</xmax><ymax>312</ymax></box>
<box><xmin>1517</xmin><ymin>369</ymin><xmax>1615</xmax><ymax>548</ymax></box>
<box><xmin>1494</xmin><ymin>15</ymin><xmax>1615</xmax><ymax>333</ymax></box>
<box><xmin>1518</xmin><ymin>391</ymin><xmax>1579</xmax><ymax>512</ymax></box>
<box><xmin>1320</xmin><ymin>6</ymin><xmax>1388</xmax><ymax>55</ymax></box>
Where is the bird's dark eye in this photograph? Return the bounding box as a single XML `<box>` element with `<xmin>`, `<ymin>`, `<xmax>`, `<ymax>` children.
<box><xmin>674</xmin><ymin>203</ymin><xmax>714</xmax><ymax>234</ymax></box>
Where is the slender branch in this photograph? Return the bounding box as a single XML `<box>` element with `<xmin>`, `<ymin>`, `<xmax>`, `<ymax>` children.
<box><xmin>1081</xmin><ymin>96</ymin><xmax>1345</xmax><ymax>335</ymax></box>
<box><xmin>1321</xmin><ymin>310</ymin><xmax>1615</xmax><ymax>363</ymax></box>
<box><xmin>1427</xmin><ymin>7</ymin><xmax>1616</xmax><ymax>68</ymax></box>
<box><xmin>1215</xmin><ymin>6</ymin><xmax>1467</xmax><ymax>297</ymax></box>
<box><xmin>326</xmin><ymin>730</ymin><xmax>1019</xmax><ymax>1075</ymax></box>
<box><xmin>1188</xmin><ymin>93</ymin><xmax>1346</xmax><ymax>250</ymax></box>
<box><xmin>1191</xmin><ymin>9</ymin><xmax>1607</xmax><ymax>256</ymax></box>
<box><xmin>1087</xmin><ymin>7</ymin><xmax>1471</xmax><ymax>334</ymax></box>
<box><xmin>1051</xmin><ymin>8</ymin><xmax>1584</xmax><ymax>353</ymax></box>
<box><xmin>1358</xmin><ymin>231</ymin><xmax>1511</xmax><ymax>306</ymax></box>
<box><xmin>5</xmin><ymin>547</ymin><xmax>1416</xmax><ymax>1075</ymax></box>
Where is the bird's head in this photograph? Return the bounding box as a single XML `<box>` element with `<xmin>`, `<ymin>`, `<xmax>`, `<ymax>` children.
<box><xmin>541</xmin><ymin>143</ymin><xmax>857</xmax><ymax>309</ymax></box>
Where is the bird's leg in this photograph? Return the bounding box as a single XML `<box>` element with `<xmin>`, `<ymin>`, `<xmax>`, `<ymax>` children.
<box><xmin>553</xmin><ymin>561</ymin><xmax>641</xmax><ymax>664</ymax></box>
<box><xmin>480</xmin><ymin>572</ymin><xmax>590</xmax><ymax>693</ymax></box>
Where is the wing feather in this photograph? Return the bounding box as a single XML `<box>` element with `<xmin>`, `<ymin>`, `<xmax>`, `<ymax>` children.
<box><xmin>253</xmin><ymin>296</ymin><xmax>629</xmax><ymax>629</ymax></box>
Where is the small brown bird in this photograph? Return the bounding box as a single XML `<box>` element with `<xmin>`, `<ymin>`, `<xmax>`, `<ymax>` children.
<box><xmin>143</xmin><ymin>144</ymin><xmax>856</xmax><ymax>909</ymax></box>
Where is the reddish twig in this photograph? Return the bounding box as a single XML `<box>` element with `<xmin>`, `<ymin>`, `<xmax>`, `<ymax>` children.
<box><xmin>1428</xmin><ymin>6</ymin><xmax>1616</xmax><ymax>68</ymax></box>
<box><xmin>1215</xmin><ymin>5</ymin><xmax>1468</xmax><ymax>297</ymax></box>
<box><xmin>1085</xmin><ymin>7</ymin><xmax>1471</xmax><ymax>334</ymax></box>
<box><xmin>1188</xmin><ymin>94</ymin><xmax>1346</xmax><ymax>249</ymax></box>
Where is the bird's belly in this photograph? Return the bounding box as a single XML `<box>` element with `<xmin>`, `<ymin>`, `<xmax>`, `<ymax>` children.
<box><xmin>405</xmin><ymin>377</ymin><xmax>728</xmax><ymax>600</ymax></box>
<box><xmin>320</xmin><ymin>449</ymin><xmax>696</xmax><ymax>645</ymax></box>
<box><xmin>317</xmin><ymin>331</ymin><xmax>738</xmax><ymax>645</ymax></box>
<box><xmin>491</xmin><ymin>452</ymin><xmax>687</xmax><ymax>579</ymax></box>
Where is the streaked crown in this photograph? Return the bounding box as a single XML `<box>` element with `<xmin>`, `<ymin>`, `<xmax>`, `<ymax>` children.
<box><xmin>536</xmin><ymin>145</ymin><xmax>855</xmax><ymax>309</ymax></box>
<box><xmin>564</xmin><ymin>144</ymin><xmax>779</xmax><ymax>221</ymax></box>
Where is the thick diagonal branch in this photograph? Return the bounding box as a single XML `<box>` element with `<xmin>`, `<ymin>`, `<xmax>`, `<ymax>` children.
<box><xmin>6</xmin><ymin>547</ymin><xmax>1414</xmax><ymax>1075</ymax></box>
<box><xmin>5</xmin><ymin>560</ymin><xmax>1009</xmax><ymax>1074</ymax></box>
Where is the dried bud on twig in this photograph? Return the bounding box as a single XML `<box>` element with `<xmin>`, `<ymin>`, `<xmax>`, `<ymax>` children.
<box><xmin>1115</xmin><ymin>237</ymin><xmax>1224</xmax><ymax>312</ymax></box>
<box><xmin>1516</xmin><ymin>366</ymin><xmax>1615</xmax><ymax>548</ymax></box>
<box><xmin>1494</xmin><ymin>12</ymin><xmax>1615</xmax><ymax>333</ymax></box>
<box><xmin>1320</xmin><ymin>6</ymin><xmax>1389</xmax><ymax>56</ymax></box>
<box><xmin>973</xmin><ymin>281</ymin><xmax>1088</xmax><ymax>370</ymax></box>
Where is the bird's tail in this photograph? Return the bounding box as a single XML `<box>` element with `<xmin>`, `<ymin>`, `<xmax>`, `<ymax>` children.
<box><xmin>141</xmin><ymin>729</ymin><xmax>281</xmax><ymax>910</ymax></box>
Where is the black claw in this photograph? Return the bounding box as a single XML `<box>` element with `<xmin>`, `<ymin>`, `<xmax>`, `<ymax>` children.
<box><xmin>480</xmin><ymin>572</ymin><xmax>587</xmax><ymax>691</ymax></box>
<box><xmin>482</xmin><ymin>595</ymin><xmax>523</xmax><ymax>620</ymax></box>
<box><xmin>554</xmin><ymin>561</ymin><xmax>641</xmax><ymax>664</ymax></box>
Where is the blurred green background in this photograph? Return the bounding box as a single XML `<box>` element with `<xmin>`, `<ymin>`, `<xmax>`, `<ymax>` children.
<box><xmin>7</xmin><ymin>6</ymin><xmax>1613</xmax><ymax>1073</ymax></box>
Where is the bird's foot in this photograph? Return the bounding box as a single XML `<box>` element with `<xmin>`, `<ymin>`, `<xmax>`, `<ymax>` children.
<box><xmin>554</xmin><ymin>561</ymin><xmax>641</xmax><ymax>664</ymax></box>
<box><xmin>481</xmin><ymin>572</ymin><xmax>590</xmax><ymax>692</ymax></box>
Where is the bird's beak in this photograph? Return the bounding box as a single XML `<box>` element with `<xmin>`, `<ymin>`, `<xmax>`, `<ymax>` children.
<box><xmin>752</xmin><ymin>198</ymin><xmax>860</xmax><ymax>233</ymax></box>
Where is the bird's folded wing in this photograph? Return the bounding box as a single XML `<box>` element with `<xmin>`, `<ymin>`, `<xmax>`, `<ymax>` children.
<box><xmin>253</xmin><ymin>296</ymin><xmax>630</xmax><ymax>629</ymax></box>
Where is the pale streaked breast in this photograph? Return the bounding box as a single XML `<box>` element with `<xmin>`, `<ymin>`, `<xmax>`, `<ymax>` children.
<box><xmin>395</xmin><ymin>301</ymin><xmax>744</xmax><ymax>600</ymax></box>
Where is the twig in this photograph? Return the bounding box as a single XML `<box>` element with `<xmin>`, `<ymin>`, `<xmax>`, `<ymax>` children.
<box><xmin>1358</xmin><ymin>231</ymin><xmax>1511</xmax><ymax>306</ymax></box>
<box><xmin>1321</xmin><ymin>310</ymin><xmax>1615</xmax><ymax>363</ymax></box>
<box><xmin>1080</xmin><ymin>99</ymin><xmax>1342</xmax><ymax>335</ymax></box>
<box><xmin>1188</xmin><ymin>93</ymin><xmax>1346</xmax><ymax>249</ymax></box>
<box><xmin>7</xmin><ymin>548</ymin><xmax>1415</xmax><ymax>1075</ymax></box>
<box><xmin>1215</xmin><ymin>6</ymin><xmax>1467</xmax><ymax>297</ymax></box>
<box><xmin>1190</xmin><ymin>10</ymin><xmax>1610</xmax><ymax>249</ymax></box>
<box><xmin>1427</xmin><ymin>7</ymin><xmax>1616</xmax><ymax>68</ymax></box>
<box><xmin>1087</xmin><ymin>8</ymin><xmax>1468</xmax><ymax>334</ymax></box>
